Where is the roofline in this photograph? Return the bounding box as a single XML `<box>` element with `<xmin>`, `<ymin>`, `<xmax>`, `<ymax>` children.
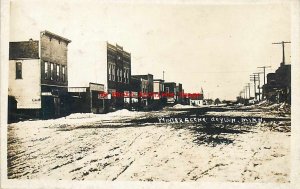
<box><xmin>9</xmin><ymin>40</ymin><xmax>39</xmax><ymax>43</ymax></box>
<box><xmin>107</xmin><ymin>41</ymin><xmax>131</xmax><ymax>55</ymax></box>
<box><xmin>41</xmin><ymin>30</ymin><xmax>71</xmax><ymax>43</ymax></box>
<box><xmin>9</xmin><ymin>57</ymin><xmax>40</xmax><ymax>60</ymax></box>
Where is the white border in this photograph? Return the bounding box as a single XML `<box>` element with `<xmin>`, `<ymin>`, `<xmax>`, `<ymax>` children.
<box><xmin>1</xmin><ymin>0</ymin><xmax>299</xmax><ymax>188</ymax></box>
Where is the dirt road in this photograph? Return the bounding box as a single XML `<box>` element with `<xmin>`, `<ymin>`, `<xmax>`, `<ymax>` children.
<box><xmin>7</xmin><ymin>107</ymin><xmax>290</xmax><ymax>182</ymax></box>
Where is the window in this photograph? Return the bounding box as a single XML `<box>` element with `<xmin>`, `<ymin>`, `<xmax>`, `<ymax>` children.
<box><xmin>50</xmin><ymin>63</ymin><xmax>54</xmax><ymax>80</ymax></box>
<box><xmin>108</xmin><ymin>64</ymin><xmax>111</xmax><ymax>81</ymax></box>
<box><xmin>56</xmin><ymin>64</ymin><xmax>60</xmax><ymax>81</ymax></box>
<box><xmin>16</xmin><ymin>62</ymin><xmax>22</xmax><ymax>79</ymax></box>
<box><xmin>117</xmin><ymin>68</ymin><xmax>119</xmax><ymax>82</ymax></box>
<box><xmin>124</xmin><ymin>69</ymin><xmax>127</xmax><ymax>83</ymax></box>
<box><xmin>120</xmin><ymin>69</ymin><xmax>122</xmax><ymax>82</ymax></box>
<box><xmin>127</xmin><ymin>69</ymin><xmax>129</xmax><ymax>84</ymax></box>
<box><xmin>62</xmin><ymin>66</ymin><xmax>66</xmax><ymax>82</ymax></box>
<box><xmin>112</xmin><ymin>65</ymin><xmax>115</xmax><ymax>81</ymax></box>
<box><xmin>44</xmin><ymin>62</ymin><xmax>49</xmax><ymax>79</ymax></box>
<box><xmin>166</xmin><ymin>87</ymin><xmax>169</xmax><ymax>93</ymax></box>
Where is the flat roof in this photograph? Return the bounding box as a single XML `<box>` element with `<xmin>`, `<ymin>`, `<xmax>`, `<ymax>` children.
<box><xmin>41</xmin><ymin>30</ymin><xmax>71</xmax><ymax>43</ymax></box>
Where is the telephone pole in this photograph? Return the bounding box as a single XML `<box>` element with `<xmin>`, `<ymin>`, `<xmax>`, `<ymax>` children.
<box><xmin>250</xmin><ymin>74</ymin><xmax>259</xmax><ymax>101</ymax></box>
<box><xmin>253</xmin><ymin>72</ymin><xmax>263</xmax><ymax>101</ymax></box>
<box><xmin>272</xmin><ymin>41</ymin><xmax>291</xmax><ymax>65</ymax></box>
<box><xmin>246</xmin><ymin>83</ymin><xmax>251</xmax><ymax>99</ymax></box>
<box><xmin>257</xmin><ymin>66</ymin><xmax>271</xmax><ymax>99</ymax></box>
<box><xmin>257</xmin><ymin>66</ymin><xmax>271</xmax><ymax>86</ymax></box>
<box><xmin>163</xmin><ymin>71</ymin><xmax>165</xmax><ymax>80</ymax></box>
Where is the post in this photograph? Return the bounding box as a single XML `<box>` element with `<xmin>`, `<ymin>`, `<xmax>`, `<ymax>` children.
<box><xmin>258</xmin><ymin>66</ymin><xmax>271</xmax><ymax>99</ymax></box>
<box><xmin>272</xmin><ymin>41</ymin><xmax>291</xmax><ymax>65</ymax></box>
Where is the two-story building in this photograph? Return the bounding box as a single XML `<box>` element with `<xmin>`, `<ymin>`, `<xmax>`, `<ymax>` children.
<box><xmin>9</xmin><ymin>30</ymin><xmax>71</xmax><ymax>119</ymax></box>
<box><xmin>92</xmin><ymin>42</ymin><xmax>132</xmax><ymax>111</ymax></box>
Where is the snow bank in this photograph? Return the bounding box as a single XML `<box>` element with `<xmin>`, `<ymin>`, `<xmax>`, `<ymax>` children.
<box><xmin>65</xmin><ymin>109</ymin><xmax>143</xmax><ymax>119</ymax></box>
<box><xmin>66</xmin><ymin>113</ymin><xmax>97</xmax><ymax>119</ymax></box>
<box><xmin>172</xmin><ymin>104</ymin><xmax>197</xmax><ymax>109</ymax></box>
<box><xmin>10</xmin><ymin>109</ymin><xmax>148</xmax><ymax>128</ymax></box>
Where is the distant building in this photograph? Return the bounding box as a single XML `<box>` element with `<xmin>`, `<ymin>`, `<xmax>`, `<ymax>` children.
<box><xmin>189</xmin><ymin>94</ymin><xmax>204</xmax><ymax>106</ymax></box>
<box><xmin>130</xmin><ymin>76</ymin><xmax>142</xmax><ymax>110</ymax></box>
<box><xmin>164</xmin><ymin>82</ymin><xmax>177</xmax><ymax>103</ymax></box>
<box><xmin>9</xmin><ymin>30</ymin><xmax>71</xmax><ymax>119</ymax></box>
<box><xmin>153</xmin><ymin>79</ymin><xmax>165</xmax><ymax>101</ymax></box>
<box><xmin>68</xmin><ymin>83</ymin><xmax>105</xmax><ymax>114</ymax></box>
<box><xmin>187</xmin><ymin>88</ymin><xmax>204</xmax><ymax>106</ymax></box>
<box><xmin>131</xmin><ymin>74</ymin><xmax>154</xmax><ymax>107</ymax></box>
<box><xmin>176</xmin><ymin>83</ymin><xmax>183</xmax><ymax>104</ymax></box>
<box><xmin>263</xmin><ymin>63</ymin><xmax>291</xmax><ymax>104</ymax></box>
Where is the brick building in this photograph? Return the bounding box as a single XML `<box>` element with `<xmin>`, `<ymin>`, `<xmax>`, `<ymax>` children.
<box><xmin>71</xmin><ymin>42</ymin><xmax>132</xmax><ymax>111</ymax></box>
<box><xmin>8</xmin><ymin>30</ymin><xmax>71</xmax><ymax>119</ymax></box>
<box><xmin>106</xmin><ymin>43</ymin><xmax>132</xmax><ymax>110</ymax></box>
<box><xmin>263</xmin><ymin>63</ymin><xmax>291</xmax><ymax>104</ymax></box>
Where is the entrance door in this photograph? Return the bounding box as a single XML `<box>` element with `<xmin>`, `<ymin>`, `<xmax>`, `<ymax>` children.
<box><xmin>54</xmin><ymin>97</ymin><xmax>61</xmax><ymax>117</ymax></box>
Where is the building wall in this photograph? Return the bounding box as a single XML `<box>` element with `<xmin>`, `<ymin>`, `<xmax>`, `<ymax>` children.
<box><xmin>40</xmin><ymin>32</ymin><xmax>69</xmax><ymax>87</ymax></box>
<box><xmin>106</xmin><ymin>43</ymin><xmax>131</xmax><ymax>109</ymax></box>
<box><xmin>163</xmin><ymin>82</ymin><xmax>177</xmax><ymax>103</ymax></box>
<box><xmin>263</xmin><ymin>64</ymin><xmax>291</xmax><ymax>103</ymax></box>
<box><xmin>8</xmin><ymin>59</ymin><xmax>41</xmax><ymax>109</ymax></box>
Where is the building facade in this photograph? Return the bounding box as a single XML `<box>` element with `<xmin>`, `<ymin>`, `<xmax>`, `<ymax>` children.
<box><xmin>263</xmin><ymin>63</ymin><xmax>291</xmax><ymax>104</ymax></box>
<box><xmin>131</xmin><ymin>74</ymin><xmax>154</xmax><ymax>107</ymax></box>
<box><xmin>153</xmin><ymin>79</ymin><xmax>165</xmax><ymax>100</ymax></box>
<box><xmin>164</xmin><ymin>82</ymin><xmax>177</xmax><ymax>103</ymax></box>
<box><xmin>8</xmin><ymin>30</ymin><xmax>71</xmax><ymax>119</ymax></box>
<box><xmin>176</xmin><ymin>83</ymin><xmax>183</xmax><ymax>104</ymax></box>
<box><xmin>106</xmin><ymin>43</ymin><xmax>132</xmax><ymax>110</ymax></box>
<box><xmin>68</xmin><ymin>83</ymin><xmax>105</xmax><ymax>114</ymax></box>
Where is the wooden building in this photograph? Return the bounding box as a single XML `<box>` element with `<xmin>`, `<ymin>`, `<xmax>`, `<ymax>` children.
<box><xmin>8</xmin><ymin>30</ymin><xmax>71</xmax><ymax>119</ymax></box>
<box><xmin>68</xmin><ymin>83</ymin><xmax>105</xmax><ymax>114</ymax></box>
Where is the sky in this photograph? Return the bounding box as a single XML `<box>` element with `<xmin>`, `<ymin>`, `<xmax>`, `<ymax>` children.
<box><xmin>9</xmin><ymin>0</ymin><xmax>291</xmax><ymax>100</ymax></box>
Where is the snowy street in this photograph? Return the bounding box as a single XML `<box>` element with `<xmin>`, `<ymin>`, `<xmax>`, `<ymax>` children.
<box><xmin>7</xmin><ymin>103</ymin><xmax>291</xmax><ymax>182</ymax></box>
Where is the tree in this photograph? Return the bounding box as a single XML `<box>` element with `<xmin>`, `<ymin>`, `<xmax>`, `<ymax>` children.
<box><xmin>214</xmin><ymin>98</ymin><xmax>221</xmax><ymax>105</ymax></box>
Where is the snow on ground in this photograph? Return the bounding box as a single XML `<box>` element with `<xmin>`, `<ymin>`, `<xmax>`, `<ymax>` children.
<box><xmin>9</xmin><ymin>109</ymin><xmax>150</xmax><ymax>129</ymax></box>
<box><xmin>205</xmin><ymin>111</ymin><xmax>289</xmax><ymax>118</ymax></box>
<box><xmin>207</xmin><ymin>102</ymin><xmax>291</xmax><ymax>118</ymax></box>
<box><xmin>7</xmin><ymin>107</ymin><xmax>291</xmax><ymax>182</ymax></box>
<box><xmin>172</xmin><ymin>104</ymin><xmax>198</xmax><ymax>109</ymax></box>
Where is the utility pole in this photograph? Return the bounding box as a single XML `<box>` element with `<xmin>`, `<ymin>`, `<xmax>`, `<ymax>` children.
<box><xmin>253</xmin><ymin>72</ymin><xmax>263</xmax><ymax>101</ymax></box>
<box><xmin>257</xmin><ymin>66</ymin><xmax>271</xmax><ymax>86</ymax></box>
<box><xmin>250</xmin><ymin>74</ymin><xmax>259</xmax><ymax>101</ymax></box>
<box><xmin>246</xmin><ymin>83</ymin><xmax>251</xmax><ymax>99</ymax></box>
<box><xmin>163</xmin><ymin>71</ymin><xmax>165</xmax><ymax>80</ymax></box>
<box><xmin>257</xmin><ymin>66</ymin><xmax>271</xmax><ymax>99</ymax></box>
<box><xmin>272</xmin><ymin>41</ymin><xmax>291</xmax><ymax>65</ymax></box>
<box><xmin>244</xmin><ymin>85</ymin><xmax>249</xmax><ymax>100</ymax></box>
